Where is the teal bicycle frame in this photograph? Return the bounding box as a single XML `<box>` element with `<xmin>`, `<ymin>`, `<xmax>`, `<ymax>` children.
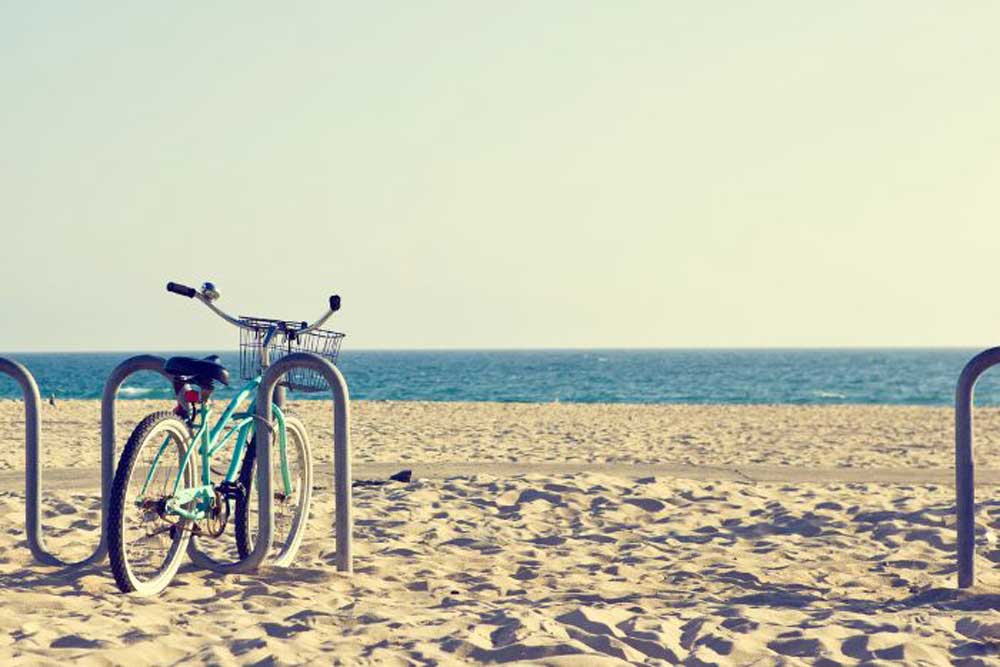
<box><xmin>137</xmin><ymin>375</ymin><xmax>293</xmax><ymax>522</ymax></box>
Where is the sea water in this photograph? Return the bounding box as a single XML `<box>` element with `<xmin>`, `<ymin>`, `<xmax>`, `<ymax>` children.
<box><xmin>0</xmin><ymin>349</ymin><xmax>997</xmax><ymax>405</ymax></box>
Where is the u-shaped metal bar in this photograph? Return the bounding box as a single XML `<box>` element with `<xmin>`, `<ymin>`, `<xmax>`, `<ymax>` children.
<box><xmin>0</xmin><ymin>355</ymin><xmax>171</xmax><ymax>567</ymax></box>
<box><xmin>955</xmin><ymin>346</ymin><xmax>1000</xmax><ymax>588</ymax></box>
<box><xmin>98</xmin><ymin>355</ymin><xmax>173</xmax><ymax>563</ymax></box>
<box><xmin>188</xmin><ymin>352</ymin><xmax>352</xmax><ymax>575</ymax></box>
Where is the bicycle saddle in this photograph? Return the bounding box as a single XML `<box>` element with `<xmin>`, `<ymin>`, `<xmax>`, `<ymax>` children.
<box><xmin>164</xmin><ymin>355</ymin><xmax>230</xmax><ymax>386</ymax></box>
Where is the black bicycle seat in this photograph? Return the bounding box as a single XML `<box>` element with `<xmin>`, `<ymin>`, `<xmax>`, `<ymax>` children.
<box><xmin>164</xmin><ymin>355</ymin><xmax>230</xmax><ymax>387</ymax></box>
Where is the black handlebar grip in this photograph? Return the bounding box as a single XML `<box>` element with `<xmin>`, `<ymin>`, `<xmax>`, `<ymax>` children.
<box><xmin>167</xmin><ymin>282</ymin><xmax>197</xmax><ymax>298</ymax></box>
<box><xmin>329</xmin><ymin>295</ymin><xmax>341</xmax><ymax>312</ymax></box>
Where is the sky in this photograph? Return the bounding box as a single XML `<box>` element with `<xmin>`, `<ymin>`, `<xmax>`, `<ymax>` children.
<box><xmin>1</xmin><ymin>2</ymin><xmax>999</xmax><ymax>352</ymax></box>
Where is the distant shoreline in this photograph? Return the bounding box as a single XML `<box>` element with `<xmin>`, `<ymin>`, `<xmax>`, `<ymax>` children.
<box><xmin>0</xmin><ymin>397</ymin><xmax>980</xmax><ymax>409</ymax></box>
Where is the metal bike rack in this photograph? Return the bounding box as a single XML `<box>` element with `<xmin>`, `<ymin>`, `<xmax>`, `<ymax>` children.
<box><xmin>99</xmin><ymin>355</ymin><xmax>174</xmax><ymax>562</ymax></box>
<box><xmin>0</xmin><ymin>354</ymin><xmax>171</xmax><ymax>567</ymax></box>
<box><xmin>189</xmin><ymin>351</ymin><xmax>353</xmax><ymax>575</ymax></box>
<box><xmin>955</xmin><ymin>347</ymin><xmax>1000</xmax><ymax>588</ymax></box>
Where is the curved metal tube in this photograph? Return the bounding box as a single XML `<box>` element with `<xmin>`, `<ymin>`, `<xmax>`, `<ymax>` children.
<box><xmin>0</xmin><ymin>355</ymin><xmax>170</xmax><ymax>567</ymax></box>
<box><xmin>188</xmin><ymin>352</ymin><xmax>352</xmax><ymax>575</ymax></box>
<box><xmin>955</xmin><ymin>347</ymin><xmax>1000</xmax><ymax>588</ymax></box>
<box><xmin>194</xmin><ymin>291</ymin><xmax>337</xmax><ymax>336</ymax></box>
<box><xmin>0</xmin><ymin>357</ymin><xmax>60</xmax><ymax>565</ymax></box>
<box><xmin>98</xmin><ymin>355</ymin><xmax>173</xmax><ymax>562</ymax></box>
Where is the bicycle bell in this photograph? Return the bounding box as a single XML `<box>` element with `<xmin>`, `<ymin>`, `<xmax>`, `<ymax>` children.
<box><xmin>201</xmin><ymin>282</ymin><xmax>220</xmax><ymax>302</ymax></box>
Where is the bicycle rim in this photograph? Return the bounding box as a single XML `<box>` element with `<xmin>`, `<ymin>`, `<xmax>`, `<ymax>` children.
<box><xmin>112</xmin><ymin>413</ymin><xmax>195</xmax><ymax>595</ymax></box>
<box><xmin>237</xmin><ymin>415</ymin><xmax>313</xmax><ymax>566</ymax></box>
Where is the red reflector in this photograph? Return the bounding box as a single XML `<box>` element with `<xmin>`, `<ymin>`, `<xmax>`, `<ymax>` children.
<box><xmin>184</xmin><ymin>390</ymin><xmax>200</xmax><ymax>403</ymax></box>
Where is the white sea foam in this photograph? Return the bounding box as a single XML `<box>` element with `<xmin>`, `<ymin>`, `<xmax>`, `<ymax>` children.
<box><xmin>814</xmin><ymin>390</ymin><xmax>847</xmax><ymax>399</ymax></box>
<box><xmin>118</xmin><ymin>386</ymin><xmax>153</xmax><ymax>397</ymax></box>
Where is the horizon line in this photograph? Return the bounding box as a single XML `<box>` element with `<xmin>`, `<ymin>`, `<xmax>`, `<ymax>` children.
<box><xmin>0</xmin><ymin>345</ymin><xmax>995</xmax><ymax>355</ymax></box>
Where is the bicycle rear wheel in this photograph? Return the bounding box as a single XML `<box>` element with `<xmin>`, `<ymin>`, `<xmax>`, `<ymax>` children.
<box><xmin>108</xmin><ymin>412</ymin><xmax>196</xmax><ymax>596</ymax></box>
<box><xmin>235</xmin><ymin>414</ymin><xmax>312</xmax><ymax>566</ymax></box>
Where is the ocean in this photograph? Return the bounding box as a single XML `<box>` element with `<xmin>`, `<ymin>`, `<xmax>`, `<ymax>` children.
<box><xmin>0</xmin><ymin>349</ymin><xmax>998</xmax><ymax>406</ymax></box>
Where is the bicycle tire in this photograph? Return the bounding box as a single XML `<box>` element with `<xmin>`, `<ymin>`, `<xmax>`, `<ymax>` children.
<box><xmin>108</xmin><ymin>411</ymin><xmax>195</xmax><ymax>595</ymax></box>
<box><xmin>234</xmin><ymin>414</ymin><xmax>312</xmax><ymax>566</ymax></box>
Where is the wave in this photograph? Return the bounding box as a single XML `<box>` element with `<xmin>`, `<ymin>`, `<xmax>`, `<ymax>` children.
<box><xmin>813</xmin><ymin>390</ymin><xmax>847</xmax><ymax>399</ymax></box>
<box><xmin>118</xmin><ymin>386</ymin><xmax>154</xmax><ymax>397</ymax></box>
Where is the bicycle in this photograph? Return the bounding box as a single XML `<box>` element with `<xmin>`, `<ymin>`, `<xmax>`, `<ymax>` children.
<box><xmin>107</xmin><ymin>281</ymin><xmax>344</xmax><ymax>595</ymax></box>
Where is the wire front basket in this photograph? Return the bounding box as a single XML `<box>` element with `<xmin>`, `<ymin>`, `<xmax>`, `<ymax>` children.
<box><xmin>239</xmin><ymin>316</ymin><xmax>345</xmax><ymax>392</ymax></box>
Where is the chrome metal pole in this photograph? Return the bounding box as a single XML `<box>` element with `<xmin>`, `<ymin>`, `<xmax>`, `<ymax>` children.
<box><xmin>955</xmin><ymin>347</ymin><xmax>1000</xmax><ymax>588</ymax></box>
<box><xmin>187</xmin><ymin>351</ymin><xmax>352</xmax><ymax>574</ymax></box>
<box><xmin>0</xmin><ymin>355</ymin><xmax>170</xmax><ymax>567</ymax></box>
<box><xmin>0</xmin><ymin>357</ymin><xmax>61</xmax><ymax>565</ymax></box>
<box><xmin>98</xmin><ymin>355</ymin><xmax>172</xmax><ymax>562</ymax></box>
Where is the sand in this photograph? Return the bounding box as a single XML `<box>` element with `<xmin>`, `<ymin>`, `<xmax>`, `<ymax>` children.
<box><xmin>5</xmin><ymin>400</ymin><xmax>1000</xmax><ymax>472</ymax></box>
<box><xmin>1</xmin><ymin>400</ymin><xmax>999</xmax><ymax>666</ymax></box>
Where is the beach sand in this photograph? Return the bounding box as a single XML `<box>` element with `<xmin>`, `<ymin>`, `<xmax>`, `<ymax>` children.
<box><xmin>1</xmin><ymin>400</ymin><xmax>999</xmax><ymax>665</ymax></box>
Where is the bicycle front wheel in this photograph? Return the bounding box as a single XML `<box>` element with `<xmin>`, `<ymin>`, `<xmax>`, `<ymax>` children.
<box><xmin>235</xmin><ymin>414</ymin><xmax>313</xmax><ymax>566</ymax></box>
<box><xmin>108</xmin><ymin>412</ymin><xmax>196</xmax><ymax>596</ymax></box>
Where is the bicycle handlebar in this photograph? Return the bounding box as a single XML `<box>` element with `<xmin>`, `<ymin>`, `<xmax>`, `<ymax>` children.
<box><xmin>166</xmin><ymin>282</ymin><xmax>197</xmax><ymax>298</ymax></box>
<box><xmin>166</xmin><ymin>281</ymin><xmax>341</xmax><ymax>333</ymax></box>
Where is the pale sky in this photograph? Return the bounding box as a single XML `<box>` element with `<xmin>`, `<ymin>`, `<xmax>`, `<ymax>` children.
<box><xmin>1</xmin><ymin>3</ymin><xmax>999</xmax><ymax>352</ymax></box>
